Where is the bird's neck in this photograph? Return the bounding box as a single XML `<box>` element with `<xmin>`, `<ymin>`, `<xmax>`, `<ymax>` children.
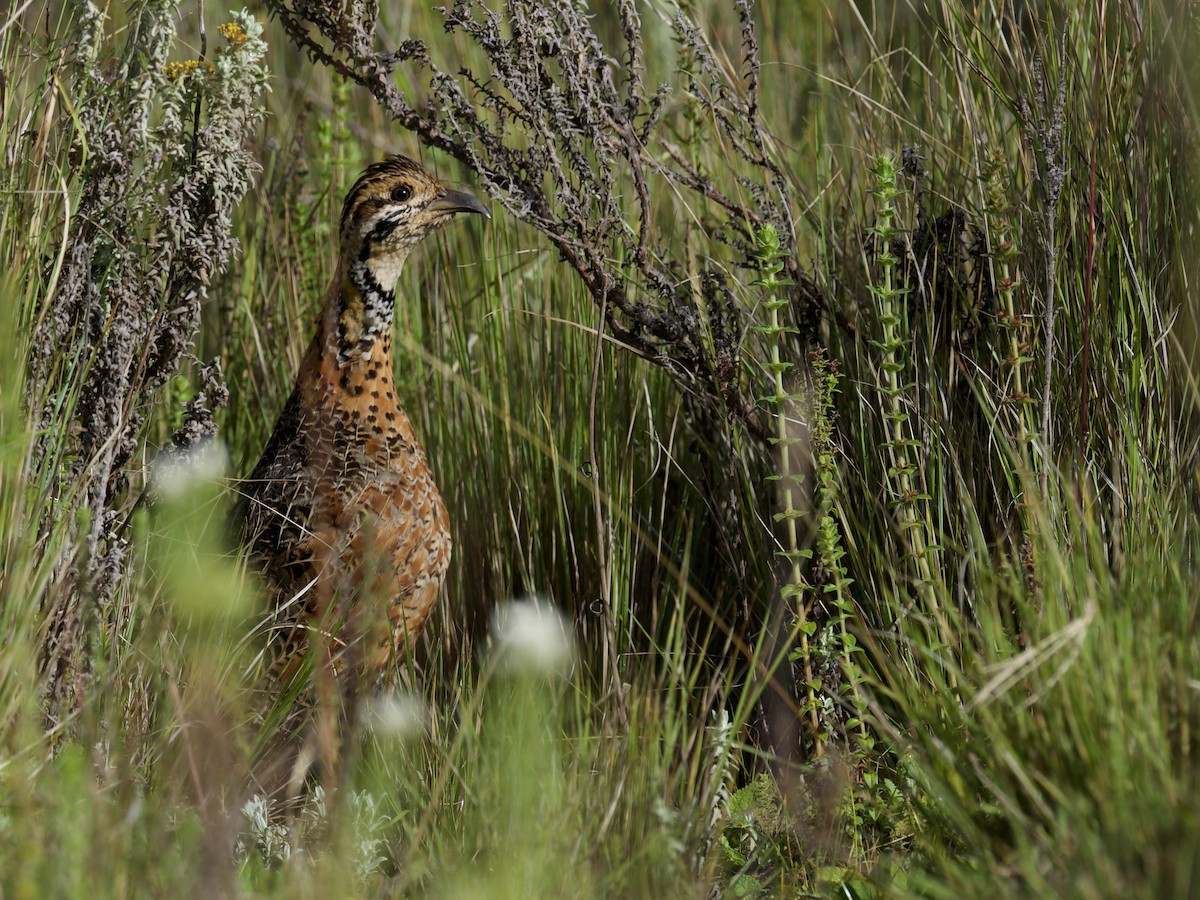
<box><xmin>326</xmin><ymin>244</ymin><xmax>407</xmax><ymax>366</ymax></box>
<box><xmin>301</xmin><ymin>246</ymin><xmax>409</xmax><ymax>407</ymax></box>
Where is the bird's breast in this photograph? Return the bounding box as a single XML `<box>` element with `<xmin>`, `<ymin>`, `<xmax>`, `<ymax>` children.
<box><xmin>311</xmin><ymin>361</ymin><xmax>451</xmax><ymax>587</ymax></box>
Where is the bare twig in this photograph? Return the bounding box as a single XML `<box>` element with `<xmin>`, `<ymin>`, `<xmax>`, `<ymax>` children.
<box><xmin>263</xmin><ymin>0</ymin><xmax>830</xmax><ymax>443</ymax></box>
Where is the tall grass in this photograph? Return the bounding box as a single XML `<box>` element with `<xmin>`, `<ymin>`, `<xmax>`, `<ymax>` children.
<box><xmin>1</xmin><ymin>0</ymin><xmax>1198</xmax><ymax>896</ymax></box>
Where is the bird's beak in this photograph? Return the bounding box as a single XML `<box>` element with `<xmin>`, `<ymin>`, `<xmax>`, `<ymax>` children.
<box><xmin>429</xmin><ymin>188</ymin><xmax>490</xmax><ymax>219</ymax></box>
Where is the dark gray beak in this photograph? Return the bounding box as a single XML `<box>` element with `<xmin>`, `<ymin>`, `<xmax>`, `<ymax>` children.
<box><xmin>429</xmin><ymin>188</ymin><xmax>490</xmax><ymax>219</ymax></box>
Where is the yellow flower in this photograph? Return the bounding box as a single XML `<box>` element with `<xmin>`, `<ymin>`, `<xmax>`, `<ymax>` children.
<box><xmin>162</xmin><ymin>58</ymin><xmax>214</xmax><ymax>82</ymax></box>
<box><xmin>218</xmin><ymin>21</ymin><xmax>248</xmax><ymax>46</ymax></box>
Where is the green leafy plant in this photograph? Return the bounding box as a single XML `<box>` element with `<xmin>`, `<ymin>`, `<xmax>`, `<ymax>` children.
<box><xmin>866</xmin><ymin>153</ymin><xmax>951</xmax><ymax>656</ymax></box>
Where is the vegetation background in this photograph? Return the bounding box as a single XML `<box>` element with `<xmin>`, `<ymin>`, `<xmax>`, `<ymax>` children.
<box><xmin>1</xmin><ymin>0</ymin><xmax>1198</xmax><ymax>896</ymax></box>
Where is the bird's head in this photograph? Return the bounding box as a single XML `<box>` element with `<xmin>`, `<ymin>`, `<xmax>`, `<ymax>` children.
<box><xmin>339</xmin><ymin>155</ymin><xmax>489</xmax><ymax>289</ymax></box>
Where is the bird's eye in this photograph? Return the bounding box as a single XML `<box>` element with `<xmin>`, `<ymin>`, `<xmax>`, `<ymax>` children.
<box><xmin>390</xmin><ymin>184</ymin><xmax>412</xmax><ymax>203</ymax></box>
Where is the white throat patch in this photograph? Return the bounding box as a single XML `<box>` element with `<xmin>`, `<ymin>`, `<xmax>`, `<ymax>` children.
<box><xmin>365</xmin><ymin>250</ymin><xmax>408</xmax><ymax>292</ymax></box>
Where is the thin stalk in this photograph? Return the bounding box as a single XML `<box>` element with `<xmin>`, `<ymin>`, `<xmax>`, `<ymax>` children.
<box><xmin>753</xmin><ymin>224</ymin><xmax>821</xmax><ymax>755</ymax></box>
<box><xmin>868</xmin><ymin>154</ymin><xmax>952</xmax><ymax>655</ymax></box>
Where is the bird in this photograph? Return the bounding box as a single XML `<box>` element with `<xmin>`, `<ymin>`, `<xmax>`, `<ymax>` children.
<box><xmin>235</xmin><ymin>155</ymin><xmax>488</xmax><ymax>792</ymax></box>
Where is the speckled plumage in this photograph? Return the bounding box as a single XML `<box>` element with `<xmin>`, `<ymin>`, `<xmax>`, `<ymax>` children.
<box><xmin>237</xmin><ymin>156</ymin><xmax>487</xmax><ymax>700</ymax></box>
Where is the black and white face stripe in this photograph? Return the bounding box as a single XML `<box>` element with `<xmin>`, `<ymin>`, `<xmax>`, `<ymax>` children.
<box><xmin>339</xmin><ymin>155</ymin><xmax>432</xmax><ymax>235</ymax></box>
<box><xmin>365</xmin><ymin>208</ymin><xmax>410</xmax><ymax>244</ymax></box>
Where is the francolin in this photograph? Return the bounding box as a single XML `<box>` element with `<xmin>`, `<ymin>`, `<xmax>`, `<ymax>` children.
<box><xmin>237</xmin><ymin>156</ymin><xmax>487</xmax><ymax>773</ymax></box>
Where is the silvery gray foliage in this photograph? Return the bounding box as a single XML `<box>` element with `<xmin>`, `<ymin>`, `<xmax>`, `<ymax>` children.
<box><xmin>236</xmin><ymin>794</ymin><xmax>292</xmax><ymax>866</ymax></box>
<box><xmin>267</xmin><ymin>0</ymin><xmax>831</xmax><ymax>440</ymax></box>
<box><xmin>236</xmin><ymin>787</ymin><xmax>390</xmax><ymax>881</ymax></box>
<box><xmin>349</xmin><ymin>790</ymin><xmax>391</xmax><ymax>882</ymax></box>
<box><xmin>169</xmin><ymin>358</ymin><xmax>232</xmax><ymax>454</ymax></box>
<box><xmin>34</xmin><ymin>5</ymin><xmax>268</xmax><ymax>718</ymax></box>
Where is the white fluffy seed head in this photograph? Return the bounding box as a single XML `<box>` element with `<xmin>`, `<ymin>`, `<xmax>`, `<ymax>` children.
<box><xmin>152</xmin><ymin>438</ymin><xmax>229</xmax><ymax>501</ymax></box>
<box><xmin>491</xmin><ymin>598</ymin><xmax>574</xmax><ymax>675</ymax></box>
<box><xmin>363</xmin><ymin>691</ymin><xmax>429</xmax><ymax>740</ymax></box>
